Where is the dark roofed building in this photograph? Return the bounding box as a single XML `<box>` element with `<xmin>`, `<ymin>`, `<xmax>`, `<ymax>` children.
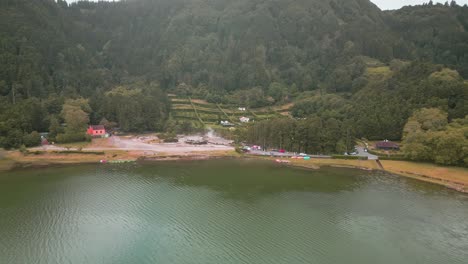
<box><xmin>375</xmin><ymin>140</ymin><xmax>399</xmax><ymax>150</ymax></box>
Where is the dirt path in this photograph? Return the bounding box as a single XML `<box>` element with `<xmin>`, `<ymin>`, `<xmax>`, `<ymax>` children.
<box><xmin>92</xmin><ymin>136</ymin><xmax>234</xmax><ymax>154</ymax></box>
<box><xmin>30</xmin><ymin>132</ymin><xmax>234</xmax><ymax>155</ymax></box>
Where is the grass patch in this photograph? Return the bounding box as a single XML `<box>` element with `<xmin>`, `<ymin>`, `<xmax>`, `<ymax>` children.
<box><xmin>56</xmin><ymin>141</ymin><xmax>90</xmax><ymax>149</ymax></box>
<box><xmin>381</xmin><ymin>160</ymin><xmax>468</xmax><ymax>185</ymax></box>
<box><xmin>192</xmin><ymin>102</ymin><xmax>219</xmax><ymax>109</ymax></box>
<box><xmin>332</xmin><ymin>155</ymin><xmax>368</xmax><ymax>160</ymax></box>
<box><xmin>284</xmin><ymin>157</ymin><xmax>380</xmax><ymax>170</ymax></box>
<box><xmin>188</xmin><ymin>97</ymin><xmax>205</xmax><ymax>125</ymax></box>
<box><xmin>378</xmin><ymin>155</ymin><xmax>408</xmax><ymax>161</ymax></box>
<box><xmin>52</xmin><ymin>150</ymin><xmax>105</xmax><ymax>155</ymax></box>
<box><xmin>365</xmin><ymin>66</ymin><xmax>392</xmax><ymax>81</ymax></box>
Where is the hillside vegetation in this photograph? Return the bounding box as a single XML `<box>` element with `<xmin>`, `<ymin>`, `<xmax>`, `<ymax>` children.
<box><xmin>0</xmin><ymin>0</ymin><xmax>466</xmax><ymax>165</ymax></box>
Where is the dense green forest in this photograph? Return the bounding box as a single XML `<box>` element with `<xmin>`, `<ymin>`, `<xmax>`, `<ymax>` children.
<box><xmin>0</xmin><ymin>0</ymin><xmax>467</xmax><ymax>164</ymax></box>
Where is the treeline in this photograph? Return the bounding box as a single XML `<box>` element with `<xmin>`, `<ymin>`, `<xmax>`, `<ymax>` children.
<box><xmin>2</xmin><ymin>0</ymin><xmax>468</xmax><ymax>101</ymax></box>
<box><xmin>0</xmin><ymin>83</ymin><xmax>170</xmax><ymax>149</ymax></box>
<box><xmin>291</xmin><ymin>62</ymin><xmax>468</xmax><ymax>141</ymax></box>
<box><xmin>241</xmin><ymin>106</ymin><xmax>468</xmax><ymax>164</ymax></box>
<box><xmin>240</xmin><ymin>117</ymin><xmax>355</xmax><ymax>154</ymax></box>
<box><xmin>402</xmin><ymin>108</ymin><xmax>467</xmax><ymax>166</ymax></box>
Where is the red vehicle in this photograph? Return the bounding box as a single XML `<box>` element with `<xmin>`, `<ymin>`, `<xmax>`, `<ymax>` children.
<box><xmin>279</xmin><ymin>149</ymin><xmax>285</xmax><ymax>153</ymax></box>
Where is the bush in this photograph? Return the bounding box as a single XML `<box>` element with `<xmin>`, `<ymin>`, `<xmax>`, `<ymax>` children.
<box><xmin>29</xmin><ymin>151</ymin><xmax>45</xmax><ymax>155</ymax></box>
<box><xmin>3</xmin><ymin>129</ymin><xmax>23</xmax><ymax>149</ymax></box>
<box><xmin>367</xmin><ymin>149</ymin><xmax>380</xmax><ymax>156</ymax></box>
<box><xmin>235</xmin><ymin>146</ymin><xmax>244</xmax><ymax>154</ymax></box>
<box><xmin>56</xmin><ymin>132</ymin><xmax>87</xmax><ymax>144</ymax></box>
<box><xmin>19</xmin><ymin>144</ymin><xmax>28</xmax><ymax>154</ymax></box>
<box><xmin>159</xmin><ymin>132</ymin><xmax>178</xmax><ymax>142</ymax></box>
<box><xmin>163</xmin><ymin>138</ymin><xmax>179</xmax><ymax>143</ymax></box>
<box><xmin>23</xmin><ymin>131</ymin><xmax>41</xmax><ymax>147</ymax></box>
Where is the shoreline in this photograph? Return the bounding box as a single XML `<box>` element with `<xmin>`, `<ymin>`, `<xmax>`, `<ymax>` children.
<box><xmin>1</xmin><ymin>150</ymin><xmax>467</xmax><ymax>193</ymax></box>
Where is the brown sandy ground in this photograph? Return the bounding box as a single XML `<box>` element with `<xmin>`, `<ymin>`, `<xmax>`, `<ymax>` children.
<box><xmin>259</xmin><ymin>156</ymin><xmax>468</xmax><ymax>193</ymax></box>
<box><xmin>380</xmin><ymin>160</ymin><xmax>468</xmax><ymax>192</ymax></box>
<box><xmin>281</xmin><ymin>157</ymin><xmax>380</xmax><ymax>171</ymax></box>
<box><xmin>2</xmin><ymin>148</ymin><xmax>467</xmax><ymax>193</ymax></box>
<box><xmin>1</xmin><ymin>149</ymin><xmax>239</xmax><ymax>170</ymax></box>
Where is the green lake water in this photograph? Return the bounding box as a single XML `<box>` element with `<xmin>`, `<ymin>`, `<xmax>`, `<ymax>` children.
<box><xmin>0</xmin><ymin>160</ymin><xmax>467</xmax><ymax>264</ymax></box>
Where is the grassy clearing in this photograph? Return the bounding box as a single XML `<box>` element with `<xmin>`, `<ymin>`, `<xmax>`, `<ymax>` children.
<box><xmin>256</xmin><ymin>156</ymin><xmax>380</xmax><ymax>170</ymax></box>
<box><xmin>188</xmin><ymin>150</ymin><xmax>240</xmax><ymax>157</ymax></box>
<box><xmin>3</xmin><ymin>149</ymin><xmax>144</xmax><ymax>168</ymax></box>
<box><xmin>171</xmin><ymin>98</ymin><xmax>190</xmax><ymax>102</ymax></box>
<box><xmin>172</xmin><ymin>105</ymin><xmax>195</xmax><ymax>110</ymax></box>
<box><xmin>56</xmin><ymin>141</ymin><xmax>91</xmax><ymax>149</ymax></box>
<box><xmin>6</xmin><ymin>151</ymin><xmax>106</xmax><ymax>166</ymax></box>
<box><xmin>360</xmin><ymin>56</ymin><xmax>386</xmax><ymax>67</ymax></box>
<box><xmin>291</xmin><ymin>158</ymin><xmax>380</xmax><ymax>170</ymax></box>
<box><xmin>365</xmin><ymin>66</ymin><xmax>393</xmax><ymax>81</ymax></box>
<box><xmin>381</xmin><ymin>160</ymin><xmax>468</xmax><ymax>186</ymax></box>
<box><xmin>190</xmin><ymin>99</ymin><xmax>211</xmax><ymax>105</ymax></box>
<box><xmin>170</xmin><ymin>96</ymin><xmax>293</xmax><ymax>124</ymax></box>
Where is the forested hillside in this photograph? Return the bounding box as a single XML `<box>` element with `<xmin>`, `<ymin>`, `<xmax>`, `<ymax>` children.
<box><xmin>0</xmin><ymin>0</ymin><xmax>467</xmax><ymax>160</ymax></box>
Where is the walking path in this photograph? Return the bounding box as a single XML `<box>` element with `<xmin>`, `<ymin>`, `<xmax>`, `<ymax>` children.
<box><xmin>32</xmin><ymin>135</ymin><xmax>234</xmax><ymax>154</ymax></box>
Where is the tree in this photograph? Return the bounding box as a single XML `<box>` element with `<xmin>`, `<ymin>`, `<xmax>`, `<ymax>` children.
<box><xmin>431</xmin><ymin>129</ymin><xmax>466</xmax><ymax>165</ymax></box>
<box><xmin>56</xmin><ymin>99</ymin><xmax>90</xmax><ymax>143</ymax></box>
<box><xmin>402</xmin><ymin>108</ymin><xmax>468</xmax><ymax>165</ymax></box>
<box><xmin>61</xmin><ymin>100</ymin><xmax>90</xmax><ymax>133</ymax></box>
<box><xmin>268</xmin><ymin>82</ymin><xmax>288</xmax><ymax>103</ymax></box>
<box><xmin>409</xmin><ymin>108</ymin><xmax>448</xmax><ymax>132</ymax></box>
<box><xmin>23</xmin><ymin>131</ymin><xmax>41</xmax><ymax>147</ymax></box>
<box><xmin>103</xmin><ymin>85</ymin><xmax>169</xmax><ymax>132</ymax></box>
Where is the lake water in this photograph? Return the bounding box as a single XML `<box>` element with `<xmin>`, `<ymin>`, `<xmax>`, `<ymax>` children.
<box><xmin>0</xmin><ymin>160</ymin><xmax>467</xmax><ymax>264</ymax></box>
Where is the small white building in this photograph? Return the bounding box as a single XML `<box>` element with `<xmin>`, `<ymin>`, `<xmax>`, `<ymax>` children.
<box><xmin>220</xmin><ymin>120</ymin><xmax>234</xmax><ymax>127</ymax></box>
<box><xmin>239</xmin><ymin>116</ymin><xmax>250</xmax><ymax>123</ymax></box>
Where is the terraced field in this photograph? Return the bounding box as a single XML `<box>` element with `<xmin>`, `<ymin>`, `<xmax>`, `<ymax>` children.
<box><xmin>169</xmin><ymin>95</ymin><xmax>291</xmax><ymax>127</ymax></box>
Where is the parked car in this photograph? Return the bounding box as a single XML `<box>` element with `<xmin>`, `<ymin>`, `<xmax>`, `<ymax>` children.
<box><xmin>299</xmin><ymin>153</ymin><xmax>307</xmax><ymax>156</ymax></box>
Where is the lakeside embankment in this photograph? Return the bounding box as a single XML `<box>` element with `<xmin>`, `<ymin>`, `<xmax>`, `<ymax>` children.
<box><xmin>286</xmin><ymin>158</ymin><xmax>467</xmax><ymax>193</ymax></box>
<box><xmin>1</xmin><ymin>148</ymin><xmax>467</xmax><ymax>193</ymax></box>
<box><xmin>380</xmin><ymin>160</ymin><xmax>468</xmax><ymax>193</ymax></box>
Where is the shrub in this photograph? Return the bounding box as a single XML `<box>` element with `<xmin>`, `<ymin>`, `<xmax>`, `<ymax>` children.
<box><xmin>235</xmin><ymin>146</ymin><xmax>244</xmax><ymax>154</ymax></box>
<box><xmin>56</xmin><ymin>132</ymin><xmax>87</xmax><ymax>144</ymax></box>
<box><xmin>23</xmin><ymin>131</ymin><xmax>41</xmax><ymax>147</ymax></box>
<box><xmin>19</xmin><ymin>144</ymin><xmax>28</xmax><ymax>154</ymax></box>
<box><xmin>163</xmin><ymin>138</ymin><xmax>179</xmax><ymax>143</ymax></box>
<box><xmin>30</xmin><ymin>151</ymin><xmax>45</xmax><ymax>155</ymax></box>
<box><xmin>159</xmin><ymin>132</ymin><xmax>178</xmax><ymax>142</ymax></box>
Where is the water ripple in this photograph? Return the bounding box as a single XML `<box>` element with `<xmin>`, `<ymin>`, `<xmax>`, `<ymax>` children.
<box><xmin>0</xmin><ymin>161</ymin><xmax>466</xmax><ymax>264</ymax></box>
